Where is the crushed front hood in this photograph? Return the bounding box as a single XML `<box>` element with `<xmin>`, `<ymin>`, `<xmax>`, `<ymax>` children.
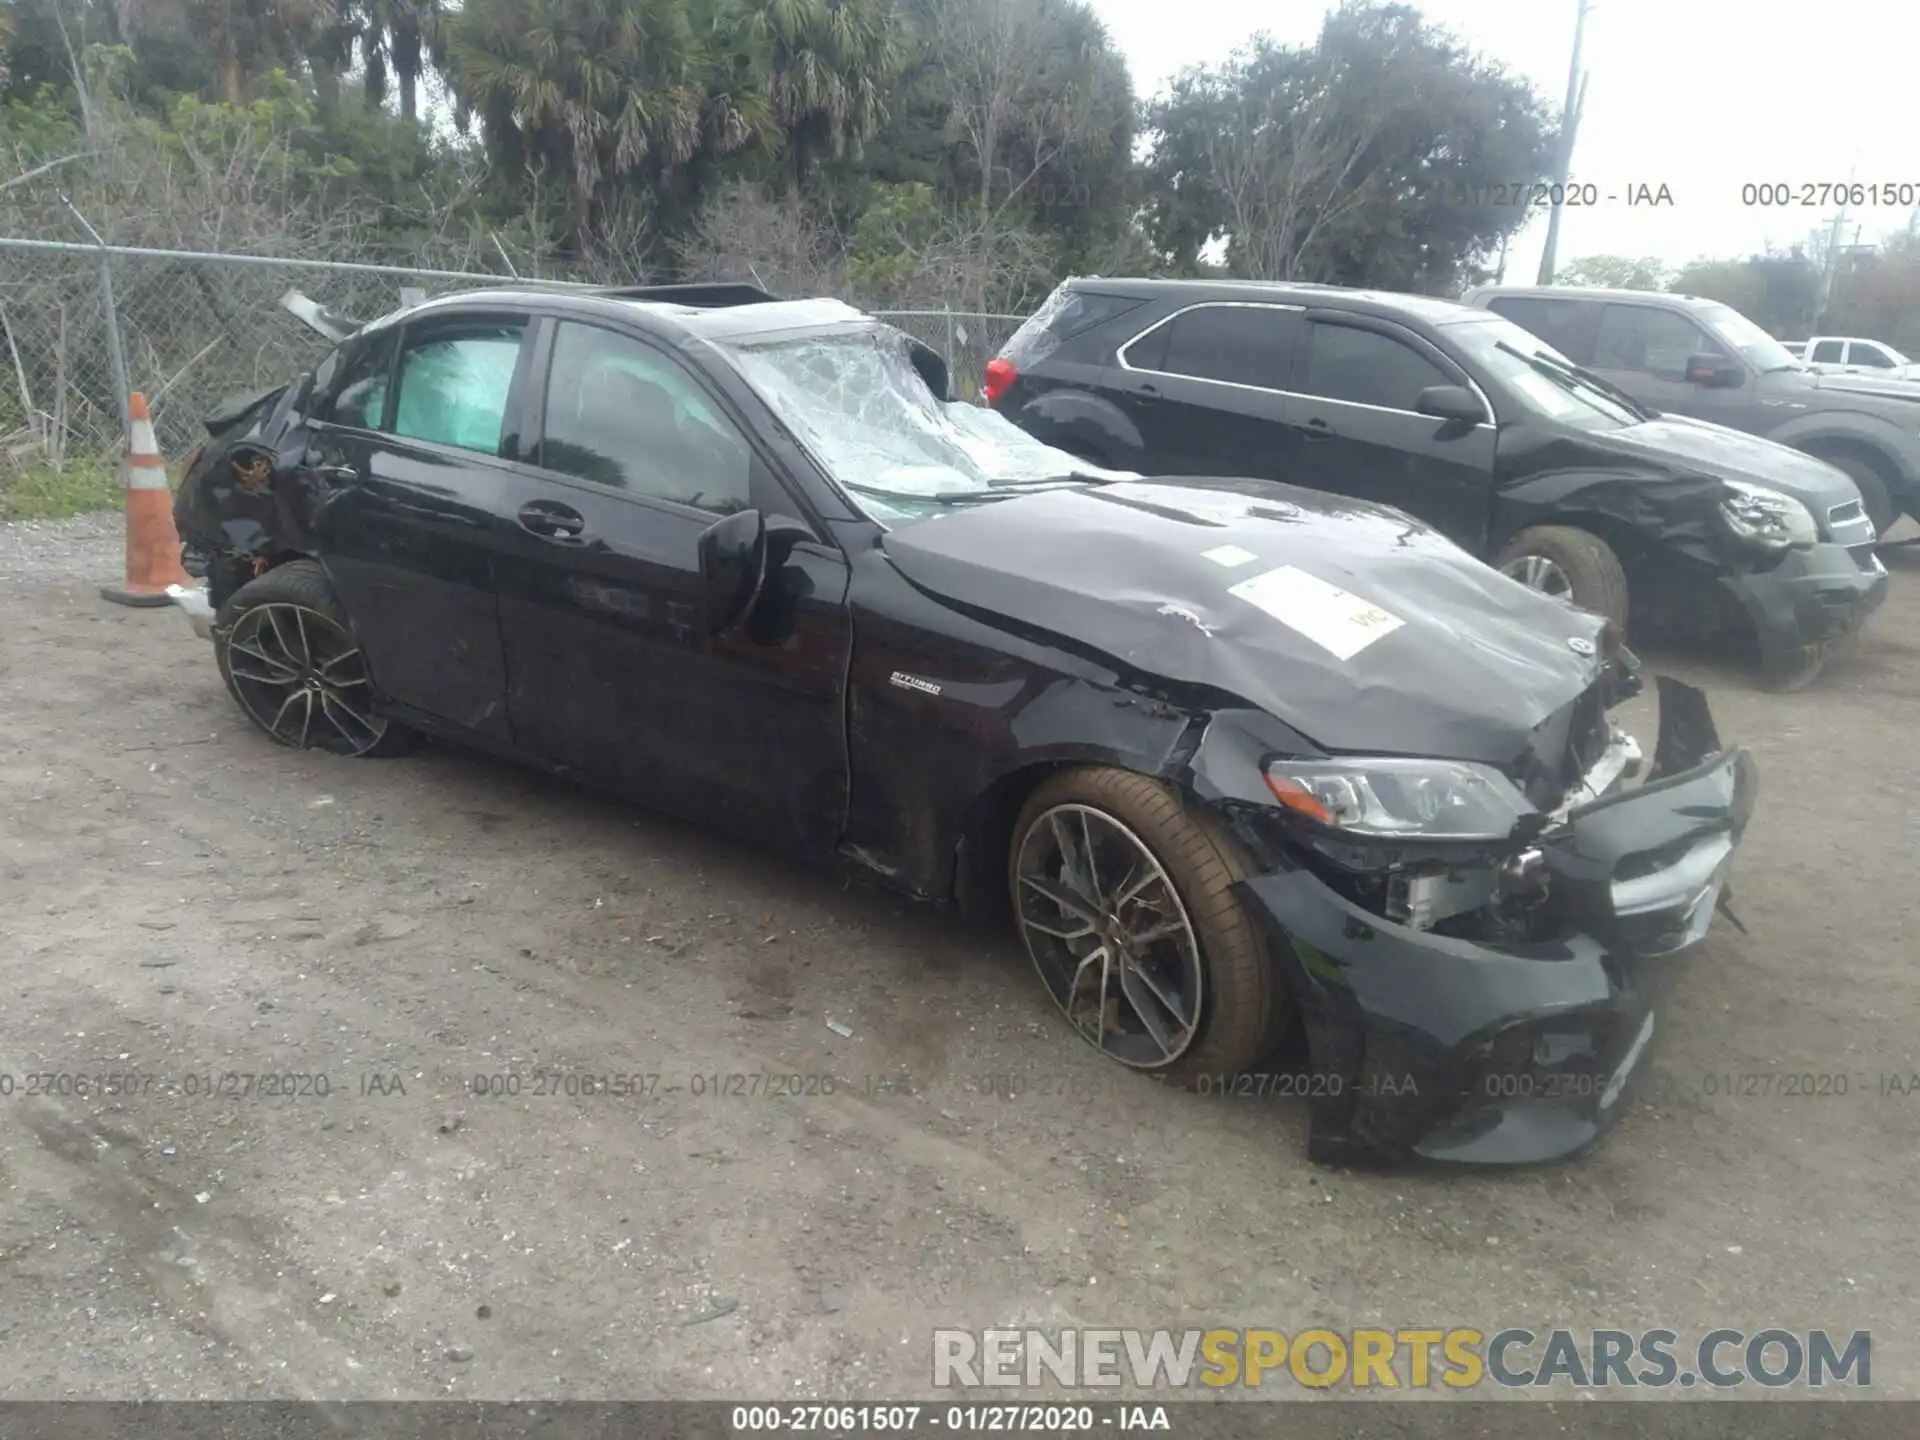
<box><xmin>1587</xmin><ymin>416</ymin><xmax>1858</xmax><ymax>513</ymax></box>
<box><xmin>880</xmin><ymin>479</ymin><xmax>1611</xmax><ymax>766</ymax></box>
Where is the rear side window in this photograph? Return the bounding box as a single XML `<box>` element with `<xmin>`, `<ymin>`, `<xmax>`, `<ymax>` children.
<box><xmin>390</xmin><ymin>322</ymin><xmax>526</xmax><ymax>456</ymax></box>
<box><xmin>1485</xmin><ymin>296</ymin><xmax>1597</xmax><ymax>362</ymax></box>
<box><xmin>1299</xmin><ymin>322</ymin><xmax>1450</xmax><ymax>412</ymax></box>
<box><xmin>1811</xmin><ymin>339</ymin><xmax>1845</xmax><ymax>363</ymax></box>
<box><xmin>999</xmin><ymin>287</ymin><xmax>1147</xmax><ymax>368</ymax></box>
<box><xmin>1149</xmin><ymin>305</ymin><xmax>1297</xmax><ymax>388</ymax></box>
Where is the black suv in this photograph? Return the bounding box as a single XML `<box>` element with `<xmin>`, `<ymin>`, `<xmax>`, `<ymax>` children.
<box><xmin>986</xmin><ymin>278</ymin><xmax>1887</xmax><ymax>689</ymax></box>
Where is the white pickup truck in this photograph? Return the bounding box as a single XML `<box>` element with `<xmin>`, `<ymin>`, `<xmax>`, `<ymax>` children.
<box><xmin>1782</xmin><ymin>336</ymin><xmax>1920</xmax><ymax>381</ymax></box>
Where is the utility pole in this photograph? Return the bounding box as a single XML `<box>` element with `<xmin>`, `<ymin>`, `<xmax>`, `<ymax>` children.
<box><xmin>1812</xmin><ymin>172</ymin><xmax>1856</xmax><ymax>332</ymax></box>
<box><xmin>1536</xmin><ymin>0</ymin><xmax>1593</xmax><ymax>285</ymax></box>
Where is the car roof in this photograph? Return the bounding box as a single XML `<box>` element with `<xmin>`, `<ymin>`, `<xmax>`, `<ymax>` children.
<box><xmin>1465</xmin><ymin>284</ymin><xmax>1721</xmax><ymax>308</ymax></box>
<box><xmin>364</xmin><ymin>287</ymin><xmax>876</xmax><ymax>347</ymax></box>
<box><xmin>1059</xmin><ymin>276</ymin><xmax>1481</xmax><ymax>325</ymax></box>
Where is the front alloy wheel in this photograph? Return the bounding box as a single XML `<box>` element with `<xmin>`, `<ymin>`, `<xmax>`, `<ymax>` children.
<box><xmin>1008</xmin><ymin>768</ymin><xmax>1286</xmax><ymax>1083</ymax></box>
<box><xmin>1015</xmin><ymin>802</ymin><xmax>1205</xmax><ymax>1067</ymax></box>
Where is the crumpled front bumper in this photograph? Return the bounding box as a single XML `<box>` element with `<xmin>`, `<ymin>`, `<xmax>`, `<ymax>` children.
<box><xmin>1723</xmin><ymin>541</ymin><xmax>1888</xmax><ymax>691</ymax></box>
<box><xmin>1239</xmin><ymin>678</ymin><xmax>1759</xmax><ymax>1168</ymax></box>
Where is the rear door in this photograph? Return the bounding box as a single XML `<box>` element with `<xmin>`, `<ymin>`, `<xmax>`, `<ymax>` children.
<box><xmin>490</xmin><ymin>316</ymin><xmax>851</xmax><ymax>849</ymax></box>
<box><xmin>1586</xmin><ymin>303</ymin><xmax>1760</xmax><ymax>430</ymax></box>
<box><xmin>1278</xmin><ymin>313</ymin><xmax>1499</xmax><ymax>549</ymax></box>
<box><xmin>306</xmin><ymin>311</ymin><xmax>531</xmax><ymax>740</ymax></box>
<box><xmin>1112</xmin><ymin>302</ymin><xmax>1302</xmax><ymax>479</ymax></box>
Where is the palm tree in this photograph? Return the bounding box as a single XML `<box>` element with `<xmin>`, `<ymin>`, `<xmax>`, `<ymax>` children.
<box><xmin>446</xmin><ymin>0</ymin><xmax>770</xmax><ymax>239</ymax></box>
<box><xmin>730</xmin><ymin>0</ymin><xmax>906</xmax><ymax>191</ymax></box>
<box><xmin>352</xmin><ymin>0</ymin><xmax>442</xmax><ymax>121</ymax></box>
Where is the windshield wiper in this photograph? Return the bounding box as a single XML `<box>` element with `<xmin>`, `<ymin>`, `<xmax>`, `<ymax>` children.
<box><xmin>1497</xmin><ymin>342</ymin><xmax>1651</xmax><ymax>420</ymax></box>
<box><xmin>986</xmin><ymin>472</ymin><xmax>1117</xmax><ymax>489</ymax></box>
<box><xmin>842</xmin><ymin>481</ymin><xmax>1016</xmax><ymax>507</ymax></box>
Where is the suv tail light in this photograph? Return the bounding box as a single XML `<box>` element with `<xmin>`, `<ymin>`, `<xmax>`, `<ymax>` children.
<box><xmin>983</xmin><ymin>357</ymin><xmax>1017</xmax><ymax>406</ymax></box>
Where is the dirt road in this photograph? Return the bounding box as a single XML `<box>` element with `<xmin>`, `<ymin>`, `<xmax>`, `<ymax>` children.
<box><xmin>2</xmin><ymin>513</ymin><xmax>1917</xmax><ymax>1401</ymax></box>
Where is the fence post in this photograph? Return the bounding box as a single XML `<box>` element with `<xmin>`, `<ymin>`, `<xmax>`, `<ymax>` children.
<box><xmin>62</xmin><ymin>196</ymin><xmax>132</xmax><ymax>429</ymax></box>
<box><xmin>944</xmin><ymin>303</ymin><xmax>955</xmax><ymax>378</ymax></box>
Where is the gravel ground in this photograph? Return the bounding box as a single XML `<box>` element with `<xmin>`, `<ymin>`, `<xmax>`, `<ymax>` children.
<box><xmin>1</xmin><ymin>514</ymin><xmax>1916</xmax><ymax>1405</ymax></box>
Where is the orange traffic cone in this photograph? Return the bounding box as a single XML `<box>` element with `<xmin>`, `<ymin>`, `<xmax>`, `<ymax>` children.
<box><xmin>99</xmin><ymin>392</ymin><xmax>198</xmax><ymax>608</ymax></box>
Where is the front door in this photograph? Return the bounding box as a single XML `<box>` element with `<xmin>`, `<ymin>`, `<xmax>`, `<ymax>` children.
<box><xmin>1278</xmin><ymin>314</ymin><xmax>1499</xmax><ymax>552</ymax></box>
<box><xmin>1585</xmin><ymin>302</ymin><xmax>1759</xmax><ymax>432</ymax></box>
<box><xmin>492</xmin><ymin>317</ymin><xmax>851</xmax><ymax>850</ymax></box>
<box><xmin>307</xmin><ymin>313</ymin><xmax>531</xmax><ymax>741</ymax></box>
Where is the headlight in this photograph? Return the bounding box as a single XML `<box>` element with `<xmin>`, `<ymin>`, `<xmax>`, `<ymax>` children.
<box><xmin>1263</xmin><ymin>758</ymin><xmax>1535</xmax><ymax>841</ymax></box>
<box><xmin>1719</xmin><ymin>479</ymin><xmax>1817</xmax><ymax>549</ymax></box>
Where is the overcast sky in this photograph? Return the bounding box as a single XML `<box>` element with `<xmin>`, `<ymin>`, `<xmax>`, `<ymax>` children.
<box><xmin>1092</xmin><ymin>0</ymin><xmax>1917</xmax><ymax>279</ymax></box>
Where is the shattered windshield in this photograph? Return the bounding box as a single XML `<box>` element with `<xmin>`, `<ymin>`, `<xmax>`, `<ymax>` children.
<box><xmin>719</xmin><ymin>324</ymin><xmax>1135</xmax><ymax>522</ymax></box>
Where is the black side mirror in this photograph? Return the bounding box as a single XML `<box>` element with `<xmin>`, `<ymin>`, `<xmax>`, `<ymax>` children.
<box><xmin>1414</xmin><ymin>384</ymin><xmax>1488</xmax><ymax>424</ymax></box>
<box><xmin>697</xmin><ymin>509</ymin><xmax>769</xmax><ymax>636</ymax></box>
<box><xmin>1685</xmin><ymin>353</ymin><xmax>1744</xmax><ymax>388</ymax></box>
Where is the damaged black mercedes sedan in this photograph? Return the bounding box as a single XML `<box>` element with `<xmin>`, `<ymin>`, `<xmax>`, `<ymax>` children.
<box><xmin>171</xmin><ymin>283</ymin><xmax>1759</xmax><ymax>1167</ymax></box>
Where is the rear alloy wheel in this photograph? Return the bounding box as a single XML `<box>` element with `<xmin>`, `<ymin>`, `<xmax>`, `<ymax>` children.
<box><xmin>1009</xmin><ymin>768</ymin><xmax>1284</xmax><ymax>1084</ymax></box>
<box><xmin>1494</xmin><ymin>524</ymin><xmax>1629</xmax><ymax>629</ymax></box>
<box><xmin>215</xmin><ymin>560</ymin><xmax>409</xmax><ymax>758</ymax></box>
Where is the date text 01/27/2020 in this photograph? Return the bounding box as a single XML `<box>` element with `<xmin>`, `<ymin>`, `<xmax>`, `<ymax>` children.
<box><xmin>1439</xmin><ymin>181</ymin><xmax>1674</xmax><ymax>208</ymax></box>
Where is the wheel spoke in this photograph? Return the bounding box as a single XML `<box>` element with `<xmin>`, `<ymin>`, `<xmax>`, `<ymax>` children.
<box><xmin>1019</xmin><ymin>872</ymin><xmax>1100</xmax><ymax>927</ymax></box>
<box><xmin>266</xmin><ymin>607</ymin><xmax>308</xmax><ymax>670</ymax></box>
<box><xmin>316</xmin><ymin>647</ymin><xmax>364</xmax><ymax>681</ymax></box>
<box><xmin>1128</xmin><ymin>913</ymin><xmax>1189</xmax><ymax>948</ymax></box>
<box><xmin>1019</xmin><ymin>912</ymin><xmax>1098</xmax><ymax>942</ymax></box>
<box><xmin>319</xmin><ymin>688</ymin><xmax>381</xmax><ymax>743</ymax></box>
<box><xmin>267</xmin><ymin>690</ymin><xmax>303</xmax><ymax>739</ymax></box>
<box><xmin>1117</xmin><ymin>957</ymin><xmax>1185</xmax><ymax>1060</ymax></box>
<box><xmin>1048</xmin><ymin>811</ymin><xmax>1095</xmax><ymax>906</ymax></box>
<box><xmin>295</xmin><ymin>689</ymin><xmax>316</xmax><ymax>750</ymax></box>
<box><xmin>229</xmin><ymin>660</ymin><xmax>301</xmax><ymax>687</ymax></box>
<box><xmin>231</xmin><ymin>635</ymin><xmax>298</xmax><ymax>676</ymax></box>
<box><xmin>1078</xmin><ymin>809</ymin><xmax>1102</xmax><ymax>904</ymax></box>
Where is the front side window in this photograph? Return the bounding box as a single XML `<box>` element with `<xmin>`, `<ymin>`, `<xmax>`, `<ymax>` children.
<box><xmin>1299</xmin><ymin>322</ymin><xmax>1451</xmax><ymax>412</ymax></box>
<box><xmin>317</xmin><ymin>330</ymin><xmax>398</xmax><ymax>429</ymax></box>
<box><xmin>390</xmin><ymin>322</ymin><xmax>526</xmax><ymax>455</ymax></box>
<box><xmin>1592</xmin><ymin>306</ymin><xmax>1721</xmax><ymax>380</ymax></box>
<box><xmin>1152</xmin><ymin>306</ymin><xmax>1296</xmax><ymax>388</ymax></box>
<box><xmin>538</xmin><ymin>322</ymin><xmax>753</xmax><ymax>513</ymax></box>
<box><xmin>1848</xmin><ymin>342</ymin><xmax>1896</xmax><ymax>368</ymax></box>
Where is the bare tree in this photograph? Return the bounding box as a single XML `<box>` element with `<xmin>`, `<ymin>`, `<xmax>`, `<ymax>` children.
<box><xmin>1205</xmin><ymin>61</ymin><xmax>1393</xmax><ymax>281</ymax></box>
<box><xmin>928</xmin><ymin>0</ymin><xmax>1106</xmax><ymax>219</ymax></box>
<box><xmin>672</xmin><ymin>181</ymin><xmax>842</xmax><ymax>297</ymax></box>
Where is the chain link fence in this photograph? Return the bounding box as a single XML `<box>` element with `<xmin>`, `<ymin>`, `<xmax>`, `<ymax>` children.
<box><xmin>0</xmin><ymin>238</ymin><xmax>1027</xmax><ymax>471</ymax></box>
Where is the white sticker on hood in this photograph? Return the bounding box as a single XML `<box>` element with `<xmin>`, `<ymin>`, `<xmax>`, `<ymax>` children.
<box><xmin>1228</xmin><ymin>566</ymin><xmax>1405</xmax><ymax>660</ymax></box>
<box><xmin>1201</xmin><ymin>544</ymin><xmax>1258</xmax><ymax>568</ymax></box>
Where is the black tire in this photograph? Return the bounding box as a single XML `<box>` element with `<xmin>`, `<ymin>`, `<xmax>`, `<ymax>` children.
<box><xmin>214</xmin><ymin>559</ymin><xmax>411</xmax><ymax>758</ymax></box>
<box><xmin>1812</xmin><ymin>449</ymin><xmax>1899</xmax><ymax>539</ymax></box>
<box><xmin>1008</xmin><ymin>767</ymin><xmax>1287</xmax><ymax>1085</ymax></box>
<box><xmin>1493</xmin><ymin>524</ymin><xmax>1629</xmax><ymax>629</ymax></box>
